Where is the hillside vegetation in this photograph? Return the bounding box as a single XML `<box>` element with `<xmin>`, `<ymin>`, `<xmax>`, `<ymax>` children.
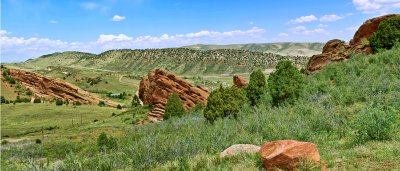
<box><xmin>182</xmin><ymin>42</ymin><xmax>324</xmax><ymax>57</ymax></box>
<box><xmin>13</xmin><ymin>48</ymin><xmax>310</xmax><ymax>75</ymax></box>
<box><xmin>2</xmin><ymin>44</ymin><xmax>399</xmax><ymax>170</ymax></box>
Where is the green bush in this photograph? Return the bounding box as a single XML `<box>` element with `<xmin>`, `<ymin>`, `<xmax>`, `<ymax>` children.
<box><xmin>73</xmin><ymin>101</ymin><xmax>82</xmax><ymax>106</ymax></box>
<box><xmin>1</xmin><ymin>96</ymin><xmax>5</xmax><ymax>104</ymax></box>
<box><xmin>204</xmin><ymin>86</ymin><xmax>247</xmax><ymax>122</ymax></box>
<box><xmin>370</xmin><ymin>16</ymin><xmax>400</xmax><ymax>52</ymax></box>
<box><xmin>117</xmin><ymin>104</ymin><xmax>122</xmax><ymax>109</ymax></box>
<box><xmin>33</xmin><ymin>97</ymin><xmax>41</xmax><ymax>103</ymax></box>
<box><xmin>131</xmin><ymin>95</ymin><xmax>141</xmax><ymax>107</ymax></box>
<box><xmin>98</xmin><ymin>101</ymin><xmax>106</xmax><ymax>107</ymax></box>
<box><xmin>245</xmin><ymin>69</ymin><xmax>267</xmax><ymax>106</ymax></box>
<box><xmin>163</xmin><ymin>93</ymin><xmax>186</xmax><ymax>120</ymax></box>
<box><xmin>354</xmin><ymin>106</ymin><xmax>398</xmax><ymax>144</ymax></box>
<box><xmin>97</xmin><ymin>132</ymin><xmax>117</xmax><ymax>151</ymax></box>
<box><xmin>35</xmin><ymin>139</ymin><xmax>42</xmax><ymax>144</ymax></box>
<box><xmin>55</xmin><ymin>99</ymin><xmax>63</xmax><ymax>106</ymax></box>
<box><xmin>2</xmin><ymin>68</ymin><xmax>10</xmax><ymax>76</ymax></box>
<box><xmin>268</xmin><ymin>60</ymin><xmax>304</xmax><ymax>106</ymax></box>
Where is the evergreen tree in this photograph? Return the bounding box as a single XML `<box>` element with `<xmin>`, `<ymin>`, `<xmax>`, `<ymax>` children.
<box><xmin>163</xmin><ymin>93</ymin><xmax>186</xmax><ymax>120</ymax></box>
<box><xmin>131</xmin><ymin>95</ymin><xmax>141</xmax><ymax>107</ymax></box>
<box><xmin>204</xmin><ymin>86</ymin><xmax>247</xmax><ymax>122</ymax></box>
<box><xmin>268</xmin><ymin>60</ymin><xmax>304</xmax><ymax>106</ymax></box>
<box><xmin>245</xmin><ymin>69</ymin><xmax>267</xmax><ymax>106</ymax></box>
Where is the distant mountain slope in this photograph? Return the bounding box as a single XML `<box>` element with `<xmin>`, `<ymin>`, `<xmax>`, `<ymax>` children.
<box><xmin>13</xmin><ymin>48</ymin><xmax>310</xmax><ymax>75</ymax></box>
<box><xmin>182</xmin><ymin>42</ymin><xmax>324</xmax><ymax>56</ymax></box>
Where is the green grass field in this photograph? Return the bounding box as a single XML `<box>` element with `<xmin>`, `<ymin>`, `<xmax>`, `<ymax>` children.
<box><xmin>1</xmin><ymin>103</ymin><xmax>121</xmax><ymax>138</ymax></box>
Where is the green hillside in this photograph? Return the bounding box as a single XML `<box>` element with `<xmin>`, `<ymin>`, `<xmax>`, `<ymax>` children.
<box><xmin>2</xmin><ymin>44</ymin><xmax>399</xmax><ymax>170</ymax></box>
<box><xmin>12</xmin><ymin>48</ymin><xmax>310</xmax><ymax>75</ymax></box>
<box><xmin>182</xmin><ymin>42</ymin><xmax>324</xmax><ymax>57</ymax></box>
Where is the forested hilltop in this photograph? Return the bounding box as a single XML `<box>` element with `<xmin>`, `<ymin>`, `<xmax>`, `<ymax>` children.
<box><xmin>14</xmin><ymin>48</ymin><xmax>310</xmax><ymax>75</ymax></box>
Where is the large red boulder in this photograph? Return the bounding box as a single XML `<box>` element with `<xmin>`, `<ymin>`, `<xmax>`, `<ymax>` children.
<box><xmin>304</xmin><ymin>14</ymin><xmax>399</xmax><ymax>74</ymax></box>
<box><xmin>138</xmin><ymin>69</ymin><xmax>210</xmax><ymax>121</ymax></box>
<box><xmin>259</xmin><ymin>140</ymin><xmax>320</xmax><ymax>170</ymax></box>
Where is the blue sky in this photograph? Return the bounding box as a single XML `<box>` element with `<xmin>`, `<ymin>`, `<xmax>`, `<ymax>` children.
<box><xmin>1</xmin><ymin>0</ymin><xmax>400</xmax><ymax>62</ymax></box>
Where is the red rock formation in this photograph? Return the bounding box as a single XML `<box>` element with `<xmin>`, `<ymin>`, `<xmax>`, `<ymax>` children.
<box><xmin>233</xmin><ymin>75</ymin><xmax>248</xmax><ymax>88</ymax></box>
<box><xmin>8</xmin><ymin>68</ymin><xmax>120</xmax><ymax>107</ymax></box>
<box><xmin>139</xmin><ymin>69</ymin><xmax>210</xmax><ymax>121</ymax></box>
<box><xmin>304</xmin><ymin>14</ymin><xmax>399</xmax><ymax>74</ymax></box>
<box><xmin>260</xmin><ymin>140</ymin><xmax>320</xmax><ymax>170</ymax></box>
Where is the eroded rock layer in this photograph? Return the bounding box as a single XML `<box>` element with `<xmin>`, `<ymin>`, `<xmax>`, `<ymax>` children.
<box><xmin>139</xmin><ymin>69</ymin><xmax>209</xmax><ymax>121</ymax></box>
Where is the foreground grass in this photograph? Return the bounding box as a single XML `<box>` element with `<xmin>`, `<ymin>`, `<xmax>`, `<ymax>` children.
<box><xmin>1</xmin><ymin>103</ymin><xmax>119</xmax><ymax>137</ymax></box>
<box><xmin>1</xmin><ymin>47</ymin><xmax>400</xmax><ymax>170</ymax></box>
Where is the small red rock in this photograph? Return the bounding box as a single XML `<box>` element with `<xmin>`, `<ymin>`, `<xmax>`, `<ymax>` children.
<box><xmin>233</xmin><ymin>75</ymin><xmax>248</xmax><ymax>88</ymax></box>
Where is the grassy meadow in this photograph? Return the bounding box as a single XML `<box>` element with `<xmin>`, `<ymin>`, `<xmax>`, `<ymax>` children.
<box><xmin>1</xmin><ymin>45</ymin><xmax>399</xmax><ymax>170</ymax></box>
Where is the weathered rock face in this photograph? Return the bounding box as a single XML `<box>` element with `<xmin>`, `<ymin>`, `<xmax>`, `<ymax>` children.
<box><xmin>233</xmin><ymin>75</ymin><xmax>248</xmax><ymax>88</ymax></box>
<box><xmin>220</xmin><ymin>144</ymin><xmax>260</xmax><ymax>158</ymax></box>
<box><xmin>8</xmin><ymin>68</ymin><xmax>120</xmax><ymax>107</ymax></box>
<box><xmin>260</xmin><ymin>140</ymin><xmax>320</xmax><ymax>170</ymax></box>
<box><xmin>304</xmin><ymin>14</ymin><xmax>399</xmax><ymax>74</ymax></box>
<box><xmin>139</xmin><ymin>69</ymin><xmax>210</xmax><ymax>121</ymax></box>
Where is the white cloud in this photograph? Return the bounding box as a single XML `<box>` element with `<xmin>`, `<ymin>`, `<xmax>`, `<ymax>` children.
<box><xmin>320</xmin><ymin>14</ymin><xmax>344</xmax><ymax>22</ymax></box>
<box><xmin>352</xmin><ymin>0</ymin><xmax>400</xmax><ymax>13</ymax></box>
<box><xmin>81</xmin><ymin>2</ymin><xmax>98</xmax><ymax>10</ymax></box>
<box><xmin>97</xmin><ymin>34</ymin><xmax>133</xmax><ymax>43</ymax></box>
<box><xmin>289</xmin><ymin>15</ymin><xmax>318</xmax><ymax>24</ymax></box>
<box><xmin>111</xmin><ymin>15</ymin><xmax>126</xmax><ymax>21</ymax></box>
<box><xmin>317</xmin><ymin>24</ymin><xmax>328</xmax><ymax>28</ymax></box>
<box><xmin>49</xmin><ymin>20</ymin><xmax>58</xmax><ymax>24</ymax></box>
<box><xmin>278</xmin><ymin>33</ymin><xmax>289</xmax><ymax>37</ymax></box>
<box><xmin>289</xmin><ymin>26</ymin><xmax>329</xmax><ymax>35</ymax></box>
<box><xmin>289</xmin><ymin>26</ymin><xmax>306</xmax><ymax>33</ymax></box>
<box><xmin>0</xmin><ymin>30</ymin><xmax>11</xmax><ymax>36</ymax></box>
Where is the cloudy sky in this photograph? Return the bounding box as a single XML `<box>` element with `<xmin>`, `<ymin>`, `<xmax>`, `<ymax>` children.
<box><xmin>1</xmin><ymin>0</ymin><xmax>400</xmax><ymax>62</ymax></box>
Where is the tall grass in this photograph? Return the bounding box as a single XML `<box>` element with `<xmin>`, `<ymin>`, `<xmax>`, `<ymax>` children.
<box><xmin>1</xmin><ymin>47</ymin><xmax>400</xmax><ymax>170</ymax></box>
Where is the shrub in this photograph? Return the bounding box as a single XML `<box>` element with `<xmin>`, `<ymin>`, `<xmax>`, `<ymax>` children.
<box><xmin>245</xmin><ymin>69</ymin><xmax>267</xmax><ymax>106</ymax></box>
<box><xmin>163</xmin><ymin>93</ymin><xmax>186</xmax><ymax>120</ymax></box>
<box><xmin>93</xmin><ymin>119</ymin><xmax>98</xmax><ymax>122</ymax></box>
<box><xmin>370</xmin><ymin>16</ymin><xmax>400</xmax><ymax>52</ymax></box>
<box><xmin>1</xmin><ymin>96</ymin><xmax>5</xmax><ymax>104</ymax></box>
<box><xmin>354</xmin><ymin>106</ymin><xmax>398</xmax><ymax>144</ymax></box>
<box><xmin>268</xmin><ymin>60</ymin><xmax>304</xmax><ymax>106</ymax></box>
<box><xmin>204</xmin><ymin>86</ymin><xmax>247</xmax><ymax>122</ymax></box>
<box><xmin>131</xmin><ymin>95</ymin><xmax>141</xmax><ymax>107</ymax></box>
<box><xmin>73</xmin><ymin>101</ymin><xmax>81</xmax><ymax>106</ymax></box>
<box><xmin>98</xmin><ymin>101</ymin><xmax>106</xmax><ymax>107</ymax></box>
<box><xmin>35</xmin><ymin>139</ymin><xmax>42</xmax><ymax>144</ymax></box>
<box><xmin>33</xmin><ymin>97</ymin><xmax>41</xmax><ymax>103</ymax></box>
<box><xmin>97</xmin><ymin>132</ymin><xmax>117</xmax><ymax>151</ymax></box>
<box><xmin>55</xmin><ymin>99</ymin><xmax>63</xmax><ymax>106</ymax></box>
<box><xmin>116</xmin><ymin>104</ymin><xmax>122</xmax><ymax>109</ymax></box>
<box><xmin>2</xmin><ymin>68</ymin><xmax>10</xmax><ymax>76</ymax></box>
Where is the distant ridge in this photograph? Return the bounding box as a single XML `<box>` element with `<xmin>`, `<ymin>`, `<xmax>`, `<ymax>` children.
<box><xmin>182</xmin><ymin>42</ymin><xmax>324</xmax><ymax>57</ymax></box>
<box><xmin>12</xmin><ymin>48</ymin><xmax>311</xmax><ymax>75</ymax></box>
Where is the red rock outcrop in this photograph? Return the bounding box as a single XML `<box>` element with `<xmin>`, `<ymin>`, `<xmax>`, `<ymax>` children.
<box><xmin>304</xmin><ymin>14</ymin><xmax>399</xmax><ymax>74</ymax></box>
<box><xmin>139</xmin><ymin>69</ymin><xmax>210</xmax><ymax>121</ymax></box>
<box><xmin>233</xmin><ymin>75</ymin><xmax>248</xmax><ymax>88</ymax></box>
<box><xmin>8</xmin><ymin>68</ymin><xmax>120</xmax><ymax>107</ymax></box>
<box><xmin>260</xmin><ymin>140</ymin><xmax>320</xmax><ymax>170</ymax></box>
